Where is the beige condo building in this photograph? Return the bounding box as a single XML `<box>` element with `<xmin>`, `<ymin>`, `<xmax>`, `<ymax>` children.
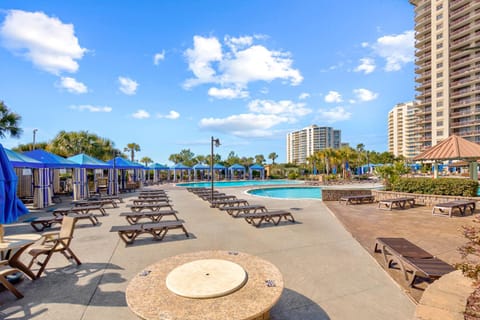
<box><xmin>388</xmin><ymin>102</ymin><xmax>419</xmax><ymax>158</ymax></box>
<box><xmin>411</xmin><ymin>0</ymin><xmax>480</xmax><ymax>151</ymax></box>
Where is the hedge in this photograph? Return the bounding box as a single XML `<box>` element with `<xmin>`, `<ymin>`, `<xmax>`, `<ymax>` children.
<box><xmin>392</xmin><ymin>177</ymin><xmax>479</xmax><ymax>197</ymax></box>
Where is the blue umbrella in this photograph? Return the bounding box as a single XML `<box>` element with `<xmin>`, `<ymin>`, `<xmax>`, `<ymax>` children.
<box><xmin>0</xmin><ymin>143</ymin><xmax>29</xmax><ymax>224</ymax></box>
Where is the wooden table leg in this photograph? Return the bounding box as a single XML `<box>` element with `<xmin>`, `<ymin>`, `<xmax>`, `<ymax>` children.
<box><xmin>8</xmin><ymin>243</ymin><xmax>37</xmax><ymax>280</ymax></box>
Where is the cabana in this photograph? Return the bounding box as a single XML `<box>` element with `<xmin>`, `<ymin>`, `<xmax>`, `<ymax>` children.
<box><xmin>249</xmin><ymin>164</ymin><xmax>265</xmax><ymax>180</ymax></box>
<box><xmin>192</xmin><ymin>163</ymin><xmax>210</xmax><ymax>181</ymax></box>
<box><xmin>23</xmin><ymin>149</ymin><xmax>80</xmax><ymax>204</ymax></box>
<box><xmin>149</xmin><ymin>163</ymin><xmax>170</xmax><ymax>184</ymax></box>
<box><xmin>228</xmin><ymin>164</ymin><xmax>246</xmax><ymax>180</ymax></box>
<box><xmin>413</xmin><ymin>135</ymin><xmax>480</xmax><ymax>179</ymax></box>
<box><xmin>68</xmin><ymin>154</ymin><xmax>112</xmax><ymax>195</ymax></box>
<box><xmin>106</xmin><ymin>157</ymin><xmax>143</xmax><ymax>192</ymax></box>
<box><xmin>213</xmin><ymin>163</ymin><xmax>226</xmax><ymax>181</ymax></box>
<box><xmin>170</xmin><ymin>163</ymin><xmax>192</xmax><ymax>182</ymax></box>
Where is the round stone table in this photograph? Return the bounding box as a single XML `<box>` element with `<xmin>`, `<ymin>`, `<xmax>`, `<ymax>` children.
<box><xmin>126</xmin><ymin>250</ymin><xmax>284</xmax><ymax>320</ymax></box>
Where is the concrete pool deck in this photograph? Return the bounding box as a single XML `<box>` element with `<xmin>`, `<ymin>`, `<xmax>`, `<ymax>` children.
<box><xmin>0</xmin><ymin>183</ymin><xmax>415</xmax><ymax>319</ymax></box>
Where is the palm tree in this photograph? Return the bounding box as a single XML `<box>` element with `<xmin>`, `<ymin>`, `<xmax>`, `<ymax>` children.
<box><xmin>268</xmin><ymin>152</ymin><xmax>278</xmax><ymax>165</ymax></box>
<box><xmin>124</xmin><ymin>143</ymin><xmax>141</xmax><ymax>162</ymax></box>
<box><xmin>140</xmin><ymin>156</ymin><xmax>153</xmax><ymax>167</ymax></box>
<box><xmin>0</xmin><ymin>101</ymin><xmax>22</xmax><ymax>139</ymax></box>
<box><xmin>49</xmin><ymin>130</ymin><xmax>116</xmax><ymax>159</ymax></box>
<box><xmin>254</xmin><ymin>154</ymin><xmax>265</xmax><ymax>165</ymax></box>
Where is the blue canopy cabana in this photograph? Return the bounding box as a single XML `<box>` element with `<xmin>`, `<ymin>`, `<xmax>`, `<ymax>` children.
<box><xmin>192</xmin><ymin>163</ymin><xmax>210</xmax><ymax>181</ymax></box>
<box><xmin>0</xmin><ymin>144</ymin><xmax>29</xmax><ymax>229</ymax></box>
<box><xmin>68</xmin><ymin>154</ymin><xmax>112</xmax><ymax>195</ymax></box>
<box><xmin>149</xmin><ymin>163</ymin><xmax>170</xmax><ymax>184</ymax></box>
<box><xmin>106</xmin><ymin>157</ymin><xmax>144</xmax><ymax>192</ymax></box>
<box><xmin>5</xmin><ymin>149</ymin><xmax>44</xmax><ymax>168</ymax></box>
<box><xmin>228</xmin><ymin>164</ymin><xmax>246</xmax><ymax>180</ymax></box>
<box><xmin>170</xmin><ymin>163</ymin><xmax>192</xmax><ymax>182</ymax></box>
<box><xmin>249</xmin><ymin>164</ymin><xmax>265</xmax><ymax>180</ymax></box>
<box><xmin>213</xmin><ymin>163</ymin><xmax>226</xmax><ymax>180</ymax></box>
<box><xmin>23</xmin><ymin>150</ymin><xmax>80</xmax><ymax>205</ymax></box>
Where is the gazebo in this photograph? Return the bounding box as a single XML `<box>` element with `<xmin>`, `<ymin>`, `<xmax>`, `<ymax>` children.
<box><xmin>213</xmin><ymin>163</ymin><xmax>226</xmax><ymax>181</ymax></box>
<box><xmin>68</xmin><ymin>153</ymin><xmax>112</xmax><ymax>195</ymax></box>
<box><xmin>228</xmin><ymin>164</ymin><xmax>246</xmax><ymax>180</ymax></box>
<box><xmin>192</xmin><ymin>163</ymin><xmax>210</xmax><ymax>181</ymax></box>
<box><xmin>149</xmin><ymin>163</ymin><xmax>170</xmax><ymax>184</ymax></box>
<box><xmin>170</xmin><ymin>163</ymin><xmax>192</xmax><ymax>182</ymax></box>
<box><xmin>249</xmin><ymin>164</ymin><xmax>265</xmax><ymax>180</ymax></box>
<box><xmin>106</xmin><ymin>157</ymin><xmax>144</xmax><ymax>192</ymax></box>
<box><xmin>413</xmin><ymin>135</ymin><xmax>480</xmax><ymax>180</ymax></box>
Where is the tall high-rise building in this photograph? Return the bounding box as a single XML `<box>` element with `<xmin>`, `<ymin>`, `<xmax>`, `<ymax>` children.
<box><xmin>286</xmin><ymin>125</ymin><xmax>341</xmax><ymax>164</ymax></box>
<box><xmin>388</xmin><ymin>102</ymin><xmax>419</xmax><ymax>158</ymax></box>
<box><xmin>411</xmin><ymin>0</ymin><xmax>480</xmax><ymax>152</ymax></box>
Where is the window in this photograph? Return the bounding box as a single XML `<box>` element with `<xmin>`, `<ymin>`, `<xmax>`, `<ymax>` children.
<box><xmin>436</xmin><ymin>43</ymin><xmax>443</xmax><ymax>49</ymax></box>
<box><xmin>436</xmin><ymin>91</ymin><xmax>443</xmax><ymax>98</ymax></box>
<box><xmin>437</xmin><ymin>121</ymin><xmax>443</xmax><ymax>126</ymax></box>
<box><xmin>436</xmin><ymin>23</ymin><xmax>442</xmax><ymax>30</ymax></box>
<box><xmin>436</xmin><ymin>33</ymin><xmax>443</xmax><ymax>40</ymax></box>
<box><xmin>437</xmin><ymin>81</ymin><xmax>443</xmax><ymax>88</ymax></box>
<box><xmin>437</xmin><ymin>72</ymin><xmax>443</xmax><ymax>77</ymax></box>
<box><xmin>437</xmin><ymin>130</ymin><xmax>443</xmax><ymax>136</ymax></box>
<box><xmin>437</xmin><ymin>101</ymin><xmax>444</xmax><ymax>107</ymax></box>
<box><xmin>436</xmin><ymin>14</ymin><xmax>443</xmax><ymax>20</ymax></box>
<box><xmin>436</xmin><ymin>4</ymin><xmax>443</xmax><ymax>10</ymax></box>
<box><xmin>437</xmin><ymin>111</ymin><xmax>443</xmax><ymax>117</ymax></box>
<box><xmin>436</xmin><ymin>62</ymin><xmax>443</xmax><ymax>68</ymax></box>
<box><xmin>436</xmin><ymin>52</ymin><xmax>443</xmax><ymax>59</ymax></box>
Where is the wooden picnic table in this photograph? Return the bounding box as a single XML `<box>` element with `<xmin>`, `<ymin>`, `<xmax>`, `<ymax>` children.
<box><xmin>432</xmin><ymin>200</ymin><xmax>476</xmax><ymax>217</ymax></box>
<box><xmin>377</xmin><ymin>197</ymin><xmax>415</xmax><ymax>210</ymax></box>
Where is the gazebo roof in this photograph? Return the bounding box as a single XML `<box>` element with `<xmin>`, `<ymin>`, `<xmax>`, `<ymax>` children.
<box><xmin>192</xmin><ymin>163</ymin><xmax>210</xmax><ymax>170</ymax></box>
<box><xmin>5</xmin><ymin>148</ymin><xmax>44</xmax><ymax>168</ymax></box>
<box><xmin>149</xmin><ymin>163</ymin><xmax>169</xmax><ymax>169</ymax></box>
<box><xmin>413</xmin><ymin>135</ymin><xmax>480</xmax><ymax>161</ymax></box>
<box><xmin>229</xmin><ymin>164</ymin><xmax>245</xmax><ymax>170</ymax></box>
<box><xmin>171</xmin><ymin>163</ymin><xmax>191</xmax><ymax>170</ymax></box>
<box><xmin>249</xmin><ymin>164</ymin><xmax>264</xmax><ymax>170</ymax></box>
<box><xmin>68</xmin><ymin>153</ymin><xmax>111</xmax><ymax>169</ymax></box>
<box><xmin>107</xmin><ymin>157</ymin><xmax>143</xmax><ymax>169</ymax></box>
<box><xmin>23</xmin><ymin>149</ymin><xmax>79</xmax><ymax>168</ymax></box>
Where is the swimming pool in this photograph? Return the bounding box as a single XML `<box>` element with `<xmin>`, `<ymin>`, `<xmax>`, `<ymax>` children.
<box><xmin>177</xmin><ymin>180</ymin><xmax>304</xmax><ymax>188</ymax></box>
<box><xmin>247</xmin><ymin>187</ymin><xmax>322</xmax><ymax>200</ymax></box>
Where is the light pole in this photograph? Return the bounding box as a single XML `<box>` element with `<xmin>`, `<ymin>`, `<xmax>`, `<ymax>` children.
<box><xmin>210</xmin><ymin>136</ymin><xmax>221</xmax><ymax>201</ymax></box>
<box><xmin>32</xmin><ymin>129</ymin><xmax>38</xmax><ymax>150</ymax></box>
<box><xmin>112</xmin><ymin>150</ymin><xmax>117</xmax><ymax>195</ymax></box>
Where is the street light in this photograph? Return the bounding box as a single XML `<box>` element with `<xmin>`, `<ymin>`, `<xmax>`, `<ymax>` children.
<box><xmin>210</xmin><ymin>136</ymin><xmax>221</xmax><ymax>201</ymax></box>
<box><xmin>32</xmin><ymin>129</ymin><xmax>38</xmax><ymax>150</ymax></box>
<box><xmin>112</xmin><ymin>150</ymin><xmax>118</xmax><ymax>195</ymax></box>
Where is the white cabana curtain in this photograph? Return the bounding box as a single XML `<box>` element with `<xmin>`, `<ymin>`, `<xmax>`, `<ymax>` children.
<box><xmin>107</xmin><ymin>168</ymin><xmax>118</xmax><ymax>195</ymax></box>
<box><xmin>73</xmin><ymin>168</ymin><xmax>88</xmax><ymax>200</ymax></box>
<box><xmin>33</xmin><ymin>168</ymin><xmax>53</xmax><ymax>209</ymax></box>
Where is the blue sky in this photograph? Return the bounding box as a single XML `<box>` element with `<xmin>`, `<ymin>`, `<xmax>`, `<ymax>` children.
<box><xmin>0</xmin><ymin>1</ymin><xmax>415</xmax><ymax>164</ymax></box>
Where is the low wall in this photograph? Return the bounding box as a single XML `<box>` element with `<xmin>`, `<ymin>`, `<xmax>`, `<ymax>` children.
<box><xmin>371</xmin><ymin>190</ymin><xmax>478</xmax><ymax>207</ymax></box>
<box><xmin>321</xmin><ymin>189</ymin><xmax>372</xmax><ymax>201</ymax></box>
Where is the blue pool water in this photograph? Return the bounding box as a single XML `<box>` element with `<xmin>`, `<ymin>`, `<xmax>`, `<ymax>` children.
<box><xmin>177</xmin><ymin>180</ymin><xmax>303</xmax><ymax>188</ymax></box>
<box><xmin>247</xmin><ymin>187</ymin><xmax>322</xmax><ymax>200</ymax></box>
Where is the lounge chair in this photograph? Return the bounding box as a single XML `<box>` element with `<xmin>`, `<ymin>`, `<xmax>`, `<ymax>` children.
<box><xmin>432</xmin><ymin>200</ymin><xmax>476</xmax><ymax>217</ymax></box>
<box><xmin>377</xmin><ymin>197</ymin><xmax>415</xmax><ymax>210</ymax></box>
<box><xmin>243</xmin><ymin>210</ymin><xmax>295</xmax><ymax>227</ymax></box>
<box><xmin>110</xmin><ymin>220</ymin><xmax>189</xmax><ymax>245</ymax></box>
<box><xmin>210</xmin><ymin>199</ymin><xmax>249</xmax><ymax>208</ymax></box>
<box><xmin>29</xmin><ymin>213</ymin><xmax>98</xmax><ymax>232</ymax></box>
<box><xmin>27</xmin><ymin>216</ymin><xmax>81</xmax><ymax>278</ymax></box>
<box><xmin>0</xmin><ymin>260</ymin><xmax>24</xmax><ymax>298</ymax></box>
<box><xmin>373</xmin><ymin>237</ymin><xmax>454</xmax><ymax>287</ymax></box>
<box><xmin>120</xmin><ymin>210</ymin><xmax>179</xmax><ymax>224</ymax></box>
<box><xmin>127</xmin><ymin>203</ymin><xmax>174</xmax><ymax>212</ymax></box>
<box><xmin>219</xmin><ymin>204</ymin><xmax>267</xmax><ymax>217</ymax></box>
<box><xmin>338</xmin><ymin>195</ymin><xmax>374</xmax><ymax>205</ymax></box>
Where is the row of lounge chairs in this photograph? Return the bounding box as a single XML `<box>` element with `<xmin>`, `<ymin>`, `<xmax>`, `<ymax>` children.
<box><xmin>187</xmin><ymin>187</ymin><xmax>296</xmax><ymax>227</ymax></box>
<box><xmin>339</xmin><ymin>194</ymin><xmax>476</xmax><ymax>217</ymax></box>
<box><xmin>110</xmin><ymin>189</ymin><xmax>189</xmax><ymax>245</ymax></box>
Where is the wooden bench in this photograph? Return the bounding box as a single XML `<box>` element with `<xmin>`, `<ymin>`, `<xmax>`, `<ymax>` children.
<box><xmin>373</xmin><ymin>237</ymin><xmax>454</xmax><ymax>287</ymax></box>
<box><xmin>210</xmin><ymin>199</ymin><xmax>249</xmax><ymax>208</ymax></box>
<box><xmin>53</xmin><ymin>205</ymin><xmax>107</xmax><ymax>216</ymax></box>
<box><xmin>243</xmin><ymin>210</ymin><xmax>295</xmax><ymax>227</ymax></box>
<box><xmin>127</xmin><ymin>203</ymin><xmax>174</xmax><ymax>212</ymax></box>
<box><xmin>110</xmin><ymin>220</ymin><xmax>189</xmax><ymax>245</ymax></box>
<box><xmin>219</xmin><ymin>204</ymin><xmax>267</xmax><ymax>217</ymax></box>
<box><xmin>377</xmin><ymin>197</ymin><xmax>415</xmax><ymax>210</ymax></box>
<box><xmin>339</xmin><ymin>195</ymin><xmax>374</xmax><ymax>205</ymax></box>
<box><xmin>120</xmin><ymin>210</ymin><xmax>179</xmax><ymax>224</ymax></box>
<box><xmin>29</xmin><ymin>213</ymin><xmax>98</xmax><ymax>232</ymax></box>
<box><xmin>432</xmin><ymin>200</ymin><xmax>476</xmax><ymax>217</ymax></box>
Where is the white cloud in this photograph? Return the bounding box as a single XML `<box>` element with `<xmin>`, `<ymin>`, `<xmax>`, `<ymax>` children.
<box><xmin>157</xmin><ymin>110</ymin><xmax>180</xmax><ymax>119</ymax></box>
<box><xmin>354</xmin><ymin>58</ymin><xmax>376</xmax><ymax>74</ymax></box>
<box><xmin>199</xmin><ymin>113</ymin><xmax>289</xmax><ymax>138</ymax></box>
<box><xmin>0</xmin><ymin>10</ymin><xmax>86</xmax><ymax>75</ymax></box>
<box><xmin>324</xmin><ymin>91</ymin><xmax>343</xmax><ymax>103</ymax></box>
<box><xmin>132</xmin><ymin>109</ymin><xmax>150</xmax><ymax>119</ymax></box>
<box><xmin>208</xmin><ymin>87</ymin><xmax>249</xmax><ymax>99</ymax></box>
<box><xmin>353</xmin><ymin>88</ymin><xmax>378</xmax><ymax>102</ymax></box>
<box><xmin>58</xmin><ymin>77</ymin><xmax>87</xmax><ymax>94</ymax></box>
<box><xmin>184</xmin><ymin>35</ymin><xmax>302</xmax><ymax>94</ymax></box>
<box><xmin>184</xmin><ymin>36</ymin><xmax>223</xmax><ymax>88</ymax></box>
<box><xmin>318</xmin><ymin>106</ymin><xmax>351</xmax><ymax>123</ymax></box>
<box><xmin>299</xmin><ymin>92</ymin><xmax>310</xmax><ymax>100</ymax></box>
<box><xmin>118</xmin><ymin>76</ymin><xmax>138</xmax><ymax>95</ymax></box>
<box><xmin>248</xmin><ymin>99</ymin><xmax>311</xmax><ymax>117</ymax></box>
<box><xmin>372</xmin><ymin>30</ymin><xmax>414</xmax><ymax>71</ymax></box>
<box><xmin>69</xmin><ymin>105</ymin><xmax>112</xmax><ymax>112</ymax></box>
<box><xmin>153</xmin><ymin>50</ymin><xmax>165</xmax><ymax>65</ymax></box>
<box><xmin>361</xmin><ymin>42</ymin><xmax>369</xmax><ymax>48</ymax></box>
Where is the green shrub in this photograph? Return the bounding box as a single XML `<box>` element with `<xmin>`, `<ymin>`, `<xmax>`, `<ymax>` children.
<box><xmin>287</xmin><ymin>171</ymin><xmax>298</xmax><ymax>179</ymax></box>
<box><xmin>392</xmin><ymin>177</ymin><xmax>478</xmax><ymax>197</ymax></box>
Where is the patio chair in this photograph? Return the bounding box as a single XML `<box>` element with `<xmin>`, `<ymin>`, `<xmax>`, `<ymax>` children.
<box><xmin>0</xmin><ymin>260</ymin><xmax>24</xmax><ymax>298</ymax></box>
<box><xmin>27</xmin><ymin>216</ymin><xmax>81</xmax><ymax>278</ymax></box>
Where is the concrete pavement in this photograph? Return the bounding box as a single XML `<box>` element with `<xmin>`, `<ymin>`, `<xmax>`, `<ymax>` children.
<box><xmin>0</xmin><ymin>185</ymin><xmax>415</xmax><ymax>319</ymax></box>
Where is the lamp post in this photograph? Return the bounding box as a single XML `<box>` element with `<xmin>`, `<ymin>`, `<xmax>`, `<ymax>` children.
<box><xmin>32</xmin><ymin>129</ymin><xmax>38</xmax><ymax>150</ymax></box>
<box><xmin>210</xmin><ymin>136</ymin><xmax>221</xmax><ymax>201</ymax></box>
<box><xmin>112</xmin><ymin>150</ymin><xmax>117</xmax><ymax>195</ymax></box>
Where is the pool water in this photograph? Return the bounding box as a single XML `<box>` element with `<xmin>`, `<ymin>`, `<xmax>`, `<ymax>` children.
<box><xmin>177</xmin><ymin>180</ymin><xmax>303</xmax><ymax>188</ymax></box>
<box><xmin>247</xmin><ymin>187</ymin><xmax>322</xmax><ymax>200</ymax></box>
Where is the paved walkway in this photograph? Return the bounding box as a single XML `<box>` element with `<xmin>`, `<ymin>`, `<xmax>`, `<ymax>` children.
<box><xmin>0</xmin><ymin>185</ymin><xmax>414</xmax><ymax>319</ymax></box>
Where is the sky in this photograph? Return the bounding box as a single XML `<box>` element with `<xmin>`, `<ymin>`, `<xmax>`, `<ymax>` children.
<box><xmin>0</xmin><ymin>0</ymin><xmax>415</xmax><ymax>165</ymax></box>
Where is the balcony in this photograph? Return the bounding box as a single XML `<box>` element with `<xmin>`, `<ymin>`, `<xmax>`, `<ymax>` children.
<box><xmin>454</xmin><ymin>130</ymin><xmax>480</xmax><ymax>138</ymax></box>
<box><xmin>450</xmin><ymin>120</ymin><xmax>478</xmax><ymax>128</ymax></box>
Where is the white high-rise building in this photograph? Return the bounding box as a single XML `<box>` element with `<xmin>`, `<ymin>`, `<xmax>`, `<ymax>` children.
<box><xmin>388</xmin><ymin>102</ymin><xmax>419</xmax><ymax>159</ymax></box>
<box><xmin>286</xmin><ymin>125</ymin><xmax>342</xmax><ymax>164</ymax></box>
